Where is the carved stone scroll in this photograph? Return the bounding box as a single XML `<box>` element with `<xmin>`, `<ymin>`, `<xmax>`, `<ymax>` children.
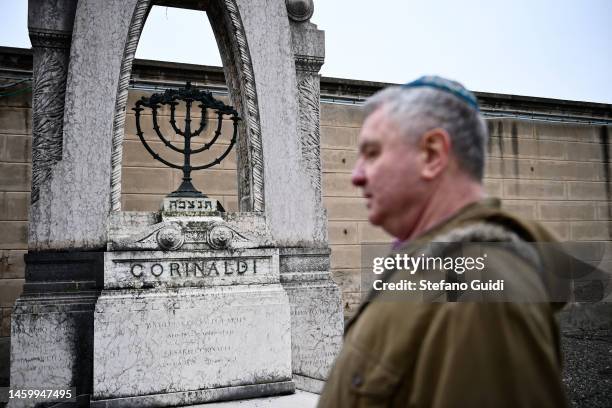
<box><xmin>297</xmin><ymin>73</ymin><xmax>322</xmax><ymax>194</ymax></box>
<box><xmin>30</xmin><ymin>30</ymin><xmax>72</xmax><ymax>204</ymax></box>
<box><xmin>109</xmin><ymin>0</ymin><xmax>151</xmax><ymax>211</ymax></box>
<box><xmin>295</xmin><ymin>53</ymin><xmax>324</xmax><ymax>194</ymax></box>
<box><xmin>221</xmin><ymin>0</ymin><xmax>265</xmax><ymax>212</ymax></box>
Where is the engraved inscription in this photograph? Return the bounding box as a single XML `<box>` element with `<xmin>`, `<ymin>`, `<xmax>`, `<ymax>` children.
<box><xmin>164</xmin><ymin>197</ymin><xmax>218</xmax><ymax>212</ymax></box>
<box><xmin>94</xmin><ymin>300</ymin><xmax>290</xmax><ymax>396</ymax></box>
<box><xmin>128</xmin><ymin>258</ymin><xmax>257</xmax><ymax>278</ymax></box>
<box><xmin>104</xmin><ymin>251</ymin><xmax>278</xmax><ymax>289</ymax></box>
<box><xmin>11</xmin><ymin>314</ymin><xmax>76</xmax><ymax>391</ymax></box>
<box><xmin>290</xmin><ymin>295</ymin><xmax>342</xmax><ymax>377</ymax></box>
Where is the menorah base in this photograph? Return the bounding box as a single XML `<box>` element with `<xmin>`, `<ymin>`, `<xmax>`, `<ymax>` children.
<box><xmin>163</xmin><ymin>196</ymin><xmax>225</xmax><ymax>213</ymax></box>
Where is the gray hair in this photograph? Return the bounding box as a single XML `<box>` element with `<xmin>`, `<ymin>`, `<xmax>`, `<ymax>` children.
<box><xmin>363</xmin><ymin>85</ymin><xmax>488</xmax><ymax>181</ymax></box>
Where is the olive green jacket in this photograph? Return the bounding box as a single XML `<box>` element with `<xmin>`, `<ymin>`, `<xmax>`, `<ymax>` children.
<box><xmin>318</xmin><ymin>198</ymin><xmax>568</xmax><ymax>408</ymax></box>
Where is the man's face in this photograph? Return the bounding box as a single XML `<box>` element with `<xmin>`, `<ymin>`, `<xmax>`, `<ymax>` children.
<box><xmin>351</xmin><ymin>107</ymin><xmax>427</xmax><ymax>239</ymax></box>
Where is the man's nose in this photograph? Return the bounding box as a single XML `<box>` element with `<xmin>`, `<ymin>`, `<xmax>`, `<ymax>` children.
<box><xmin>351</xmin><ymin>162</ymin><xmax>366</xmax><ymax>187</ymax></box>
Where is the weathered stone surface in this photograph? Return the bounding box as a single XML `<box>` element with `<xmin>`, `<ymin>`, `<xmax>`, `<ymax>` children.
<box><xmin>198</xmin><ymin>390</ymin><xmax>318</xmax><ymax>407</ymax></box>
<box><xmin>236</xmin><ymin>0</ymin><xmax>327</xmax><ymax>246</ymax></box>
<box><xmin>93</xmin><ymin>285</ymin><xmax>292</xmax><ymax>401</ymax></box>
<box><xmin>9</xmin><ymin>293</ymin><xmax>96</xmax><ymax>408</ymax></box>
<box><xmin>108</xmin><ymin>212</ymin><xmax>273</xmax><ymax>251</ymax></box>
<box><xmin>286</xmin><ymin>0</ymin><xmax>314</xmax><ymax>22</ymax></box>
<box><xmin>28</xmin><ymin>0</ymin><xmax>140</xmax><ymax>250</ymax></box>
<box><xmin>285</xmin><ymin>282</ymin><xmax>342</xmax><ymax>387</ymax></box>
<box><xmin>279</xmin><ymin>248</ymin><xmax>343</xmax><ymax>392</ymax></box>
<box><xmin>13</xmin><ymin>3</ymin><xmax>344</xmax><ymax>405</ymax></box>
<box><xmin>91</xmin><ymin>382</ymin><xmax>297</xmax><ymax>408</ymax></box>
<box><xmin>104</xmin><ymin>248</ymin><xmax>280</xmax><ymax>289</ymax></box>
<box><xmin>28</xmin><ymin>0</ymin><xmax>78</xmax><ymax>33</ymax></box>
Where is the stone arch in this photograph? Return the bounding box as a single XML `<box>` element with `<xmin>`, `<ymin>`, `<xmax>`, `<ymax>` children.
<box><xmin>109</xmin><ymin>0</ymin><xmax>265</xmax><ymax>213</ymax></box>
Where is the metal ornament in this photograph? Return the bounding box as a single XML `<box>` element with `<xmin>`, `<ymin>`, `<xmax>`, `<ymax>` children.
<box><xmin>133</xmin><ymin>81</ymin><xmax>240</xmax><ymax>199</ymax></box>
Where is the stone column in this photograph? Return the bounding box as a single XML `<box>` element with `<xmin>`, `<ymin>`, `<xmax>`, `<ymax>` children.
<box><xmin>281</xmin><ymin>0</ymin><xmax>344</xmax><ymax>393</ymax></box>
<box><xmin>10</xmin><ymin>2</ymin><xmax>132</xmax><ymax>406</ymax></box>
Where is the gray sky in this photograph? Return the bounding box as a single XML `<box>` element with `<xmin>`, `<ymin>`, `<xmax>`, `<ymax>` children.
<box><xmin>1</xmin><ymin>0</ymin><xmax>611</xmax><ymax>103</ymax></box>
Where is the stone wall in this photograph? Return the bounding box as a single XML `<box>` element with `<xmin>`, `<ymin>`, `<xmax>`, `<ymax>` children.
<box><xmin>1</xmin><ymin>49</ymin><xmax>612</xmax><ymax>393</ymax></box>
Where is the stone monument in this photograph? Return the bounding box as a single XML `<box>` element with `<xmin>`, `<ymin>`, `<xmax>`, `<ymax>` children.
<box><xmin>10</xmin><ymin>0</ymin><xmax>343</xmax><ymax>406</ymax></box>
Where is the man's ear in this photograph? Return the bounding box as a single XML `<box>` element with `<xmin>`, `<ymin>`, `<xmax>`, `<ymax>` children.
<box><xmin>419</xmin><ymin>128</ymin><xmax>451</xmax><ymax>180</ymax></box>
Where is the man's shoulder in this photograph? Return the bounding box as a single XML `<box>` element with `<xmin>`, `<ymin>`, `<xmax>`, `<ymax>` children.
<box><xmin>434</xmin><ymin>198</ymin><xmax>559</xmax><ymax>244</ymax></box>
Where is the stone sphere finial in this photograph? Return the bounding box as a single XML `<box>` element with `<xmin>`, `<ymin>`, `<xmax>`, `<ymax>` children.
<box><xmin>286</xmin><ymin>0</ymin><xmax>314</xmax><ymax>22</ymax></box>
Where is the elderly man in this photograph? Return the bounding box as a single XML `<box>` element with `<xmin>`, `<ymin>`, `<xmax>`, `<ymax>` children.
<box><xmin>318</xmin><ymin>76</ymin><xmax>568</xmax><ymax>407</ymax></box>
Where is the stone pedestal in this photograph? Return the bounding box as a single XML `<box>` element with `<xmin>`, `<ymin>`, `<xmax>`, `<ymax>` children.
<box><xmin>9</xmin><ymin>251</ymin><xmax>102</xmax><ymax>408</ymax></box>
<box><xmin>280</xmin><ymin>249</ymin><xmax>343</xmax><ymax>393</ymax></box>
<box><xmin>91</xmin><ymin>247</ymin><xmax>294</xmax><ymax>406</ymax></box>
<box><xmin>9</xmin><ymin>293</ymin><xmax>96</xmax><ymax>408</ymax></box>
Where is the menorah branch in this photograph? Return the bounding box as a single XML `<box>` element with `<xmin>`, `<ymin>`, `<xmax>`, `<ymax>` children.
<box><xmin>152</xmin><ymin>108</ymin><xmax>185</xmax><ymax>154</ymax></box>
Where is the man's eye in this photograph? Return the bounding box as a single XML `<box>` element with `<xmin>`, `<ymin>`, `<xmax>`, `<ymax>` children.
<box><xmin>363</xmin><ymin>148</ymin><xmax>379</xmax><ymax>158</ymax></box>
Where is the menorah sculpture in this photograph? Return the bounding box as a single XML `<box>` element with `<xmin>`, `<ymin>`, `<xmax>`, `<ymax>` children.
<box><xmin>133</xmin><ymin>81</ymin><xmax>240</xmax><ymax>212</ymax></box>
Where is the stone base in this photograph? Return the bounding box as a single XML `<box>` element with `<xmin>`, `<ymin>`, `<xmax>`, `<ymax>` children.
<box><xmin>284</xmin><ymin>280</ymin><xmax>343</xmax><ymax>383</ymax></box>
<box><xmin>90</xmin><ymin>381</ymin><xmax>295</xmax><ymax>408</ymax></box>
<box><xmin>279</xmin><ymin>248</ymin><xmax>343</xmax><ymax>386</ymax></box>
<box><xmin>196</xmin><ymin>390</ymin><xmax>318</xmax><ymax>407</ymax></box>
<box><xmin>293</xmin><ymin>375</ymin><xmax>325</xmax><ymax>394</ymax></box>
<box><xmin>93</xmin><ymin>285</ymin><xmax>292</xmax><ymax>400</ymax></box>
<box><xmin>9</xmin><ymin>292</ymin><xmax>98</xmax><ymax>408</ymax></box>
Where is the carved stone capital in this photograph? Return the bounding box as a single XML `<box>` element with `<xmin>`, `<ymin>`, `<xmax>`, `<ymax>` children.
<box><xmin>295</xmin><ymin>54</ymin><xmax>324</xmax><ymax>73</ymax></box>
<box><xmin>29</xmin><ymin>28</ymin><xmax>72</xmax><ymax>49</ymax></box>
